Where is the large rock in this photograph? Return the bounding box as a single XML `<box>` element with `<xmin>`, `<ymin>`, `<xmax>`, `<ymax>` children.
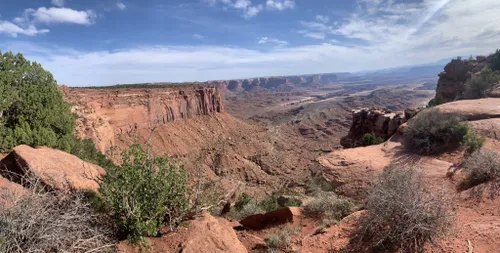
<box><xmin>239</xmin><ymin>207</ymin><xmax>301</xmax><ymax>230</ymax></box>
<box><xmin>0</xmin><ymin>175</ymin><xmax>28</xmax><ymax>206</ymax></box>
<box><xmin>340</xmin><ymin>108</ymin><xmax>405</xmax><ymax>148</ymax></box>
<box><xmin>435</xmin><ymin>98</ymin><xmax>500</xmax><ymax>120</ymax></box>
<box><xmin>118</xmin><ymin>212</ymin><xmax>248</xmax><ymax>253</ymax></box>
<box><xmin>0</xmin><ymin>145</ymin><xmax>105</xmax><ymax>192</ymax></box>
<box><xmin>433</xmin><ymin>54</ymin><xmax>494</xmax><ymax>102</ymax></box>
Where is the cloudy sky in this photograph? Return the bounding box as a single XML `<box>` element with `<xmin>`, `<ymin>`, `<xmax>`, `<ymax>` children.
<box><xmin>0</xmin><ymin>0</ymin><xmax>499</xmax><ymax>86</ymax></box>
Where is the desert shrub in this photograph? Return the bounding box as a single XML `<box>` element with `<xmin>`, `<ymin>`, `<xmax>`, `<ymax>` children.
<box><xmin>492</xmin><ymin>49</ymin><xmax>500</xmax><ymax>71</ymax></box>
<box><xmin>303</xmin><ymin>192</ymin><xmax>354</xmax><ymax>221</ymax></box>
<box><xmin>461</xmin><ymin>130</ymin><xmax>485</xmax><ymax>154</ymax></box>
<box><xmin>361</xmin><ymin>133</ymin><xmax>384</xmax><ymax>146</ymax></box>
<box><xmin>463</xmin><ymin>67</ymin><xmax>500</xmax><ymax>99</ymax></box>
<box><xmin>0</xmin><ymin>177</ymin><xmax>115</xmax><ymax>252</ymax></box>
<box><xmin>427</xmin><ymin>96</ymin><xmax>446</xmax><ymax>107</ymax></box>
<box><xmin>227</xmin><ymin>200</ymin><xmax>266</xmax><ymax>220</ymax></box>
<box><xmin>358</xmin><ymin>166</ymin><xmax>453</xmax><ymax>252</ymax></box>
<box><xmin>70</xmin><ymin>138</ymin><xmax>116</xmax><ymax>168</ymax></box>
<box><xmin>0</xmin><ymin>52</ymin><xmax>76</xmax><ymax>152</ymax></box>
<box><xmin>404</xmin><ymin>109</ymin><xmax>468</xmax><ymax>154</ymax></box>
<box><xmin>265</xmin><ymin>226</ymin><xmax>299</xmax><ymax>253</ymax></box>
<box><xmin>99</xmin><ymin>144</ymin><xmax>189</xmax><ymax>247</ymax></box>
<box><xmin>463</xmin><ymin>149</ymin><xmax>500</xmax><ymax>187</ymax></box>
<box><xmin>235</xmin><ymin>193</ymin><xmax>253</xmax><ymax>211</ymax></box>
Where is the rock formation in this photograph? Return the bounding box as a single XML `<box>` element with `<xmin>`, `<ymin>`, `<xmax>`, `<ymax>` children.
<box><xmin>208</xmin><ymin>73</ymin><xmax>340</xmax><ymax>93</ymax></box>
<box><xmin>61</xmin><ymin>87</ymin><xmax>225</xmax><ymax>153</ymax></box>
<box><xmin>0</xmin><ymin>145</ymin><xmax>105</xmax><ymax>192</ymax></box>
<box><xmin>434</xmin><ymin>55</ymin><xmax>494</xmax><ymax>102</ymax></box>
<box><xmin>340</xmin><ymin>107</ymin><xmax>420</xmax><ymax>148</ymax></box>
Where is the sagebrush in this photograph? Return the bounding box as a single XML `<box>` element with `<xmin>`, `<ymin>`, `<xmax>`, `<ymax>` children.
<box><xmin>404</xmin><ymin>109</ymin><xmax>468</xmax><ymax>154</ymax></box>
<box><xmin>303</xmin><ymin>192</ymin><xmax>354</xmax><ymax>221</ymax></box>
<box><xmin>358</xmin><ymin>166</ymin><xmax>453</xmax><ymax>252</ymax></box>
<box><xmin>463</xmin><ymin>67</ymin><xmax>500</xmax><ymax>99</ymax></box>
<box><xmin>0</xmin><ymin>175</ymin><xmax>115</xmax><ymax>252</ymax></box>
<box><xmin>464</xmin><ymin>149</ymin><xmax>500</xmax><ymax>188</ymax></box>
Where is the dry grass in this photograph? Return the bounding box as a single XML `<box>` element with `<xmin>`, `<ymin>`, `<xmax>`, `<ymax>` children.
<box><xmin>303</xmin><ymin>192</ymin><xmax>354</xmax><ymax>221</ymax></box>
<box><xmin>0</xmin><ymin>173</ymin><xmax>115</xmax><ymax>253</ymax></box>
<box><xmin>464</xmin><ymin>149</ymin><xmax>500</xmax><ymax>189</ymax></box>
<box><xmin>357</xmin><ymin>166</ymin><xmax>454</xmax><ymax>252</ymax></box>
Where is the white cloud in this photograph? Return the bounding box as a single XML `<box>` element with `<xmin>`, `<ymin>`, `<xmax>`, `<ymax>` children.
<box><xmin>117</xmin><ymin>1</ymin><xmax>127</xmax><ymax>10</ymax></box>
<box><xmin>51</xmin><ymin>0</ymin><xmax>65</xmax><ymax>7</ymax></box>
<box><xmin>257</xmin><ymin>37</ymin><xmax>288</xmax><ymax>46</ymax></box>
<box><xmin>192</xmin><ymin>34</ymin><xmax>205</xmax><ymax>40</ymax></box>
<box><xmin>315</xmin><ymin>15</ymin><xmax>329</xmax><ymax>23</ymax></box>
<box><xmin>3</xmin><ymin>0</ymin><xmax>500</xmax><ymax>85</ymax></box>
<box><xmin>203</xmin><ymin>0</ymin><xmax>295</xmax><ymax>18</ymax></box>
<box><xmin>266</xmin><ymin>0</ymin><xmax>295</xmax><ymax>11</ymax></box>
<box><xmin>0</xmin><ymin>21</ymin><xmax>49</xmax><ymax>37</ymax></box>
<box><xmin>29</xmin><ymin>7</ymin><xmax>97</xmax><ymax>25</ymax></box>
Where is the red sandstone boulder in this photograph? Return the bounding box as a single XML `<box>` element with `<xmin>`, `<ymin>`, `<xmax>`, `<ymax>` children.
<box><xmin>0</xmin><ymin>145</ymin><xmax>105</xmax><ymax>192</ymax></box>
<box><xmin>239</xmin><ymin>207</ymin><xmax>301</xmax><ymax>230</ymax></box>
<box><xmin>118</xmin><ymin>212</ymin><xmax>247</xmax><ymax>253</ymax></box>
<box><xmin>0</xmin><ymin>175</ymin><xmax>28</xmax><ymax>206</ymax></box>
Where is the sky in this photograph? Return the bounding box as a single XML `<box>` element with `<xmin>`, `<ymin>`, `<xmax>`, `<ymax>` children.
<box><xmin>0</xmin><ymin>0</ymin><xmax>499</xmax><ymax>86</ymax></box>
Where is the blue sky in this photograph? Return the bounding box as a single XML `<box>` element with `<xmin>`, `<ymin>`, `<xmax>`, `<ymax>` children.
<box><xmin>0</xmin><ymin>0</ymin><xmax>499</xmax><ymax>86</ymax></box>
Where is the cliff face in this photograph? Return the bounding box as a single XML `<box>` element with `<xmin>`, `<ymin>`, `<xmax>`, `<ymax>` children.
<box><xmin>340</xmin><ymin>107</ymin><xmax>420</xmax><ymax>148</ymax></box>
<box><xmin>61</xmin><ymin>87</ymin><xmax>224</xmax><ymax>153</ymax></box>
<box><xmin>209</xmin><ymin>73</ymin><xmax>339</xmax><ymax>92</ymax></box>
<box><xmin>434</xmin><ymin>55</ymin><xmax>494</xmax><ymax>102</ymax></box>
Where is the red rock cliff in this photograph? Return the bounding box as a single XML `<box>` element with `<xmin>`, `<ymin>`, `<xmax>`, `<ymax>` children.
<box><xmin>61</xmin><ymin>87</ymin><xmax>224</xmax><ymax>152</ymax></box>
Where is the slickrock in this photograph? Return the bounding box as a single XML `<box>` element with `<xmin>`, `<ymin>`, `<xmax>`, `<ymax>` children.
<box><xmin>0</xmin><ymin>145</ymin><xmax>105</xmax><ymax>192</ymax></box>
<box><xmin>118</xmin><ymin>212</ymin><xmax>248</xmax><ymax>253</ymax></box>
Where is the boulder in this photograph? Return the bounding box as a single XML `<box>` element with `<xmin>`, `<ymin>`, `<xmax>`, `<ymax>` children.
<box><xmin>240</xmin><ymin>207</ymin><xmax>301</xmax><ymax>230</ymax></box>
<box><xmin>340</xmin><ymin>108</ymin><xmax>404</xmax><ymax>148</ymax></box>
<box><xmin>0</xmin><ymin>145</ymin><xmax>105</xmax><ymax>192</ymax></box>
<box><xmin>0</xmin><ymin>175</ymin><xmax>28</xmax><ymax>206</ymax></box>
<box><xmin>435</xmin><ymin>98</ymin><xmax>500</xmax><ymax>120</ymax></box>
<box><xmin>118</xmin><ymin>212</ymin><xmax>247</xmax><ymax>253</ymax></box>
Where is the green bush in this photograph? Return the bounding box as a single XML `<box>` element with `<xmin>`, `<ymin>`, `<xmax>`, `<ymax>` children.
<box><xmin>463</xmin><ymin>67</ymin><xmax>500</xmax><ymax>99</ymax></box>
<box><xmin>427</xmin><ymin>96</ymin><xmax>446</xmax><ymax>107</ymax></box>
<box><xmin>70</xmin><ymin>138</ymin><xmax>115</xmax><ymax>169</ymax></box>
<box><xmin>461</xmin><ymin>130</ymin><xmax>485</xmax><ymax>154</ymax></box>
<box><xmin>264</xmin><ymin>226</ymin><xmax>299</xmax><ymax>252</ymax></box>
<box><xmin>234</xmin><ymin>193</ymin><xmax>253</xmax><ymax>211</ymax></box>
<box><xmin>464</xmin><ymin>149</ymin><xmax>500</xmax><ymax>187</ymax></box>
<box><xmin>0</xmin><ymin>52</ymin><xmax>76</xmax><ymax>152</ymax></box>
<box><xmin>303</xmin><ymin>192</ymin><xmax>354</xmax><ymax>221</ymax></box>
<box><xmin>361</xmin><ymin>133</ymin><xmax>384</xmax><ymax>146</ymax></box>
<box><xmin>358</xmin><ymin>166</ymin><xmax>453</xmax><ymax>252</ymax></box>
<box><xmin>404</xmin><ymin>109</ymin><xmax>468</xmax><ymax>154</ymax></box>
<box><xmin>99</xmin><ymin>144</ymin><xmax>188</xmax><ymax>247</ymax></box>
<box><xmin>492</xmin><ymin>49</ymin><xmax>500</xmax><ymax>71</ymax></box>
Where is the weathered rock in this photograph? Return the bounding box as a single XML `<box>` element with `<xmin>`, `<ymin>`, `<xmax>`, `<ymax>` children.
<box><xmin>432</xmin><ymin>54</ymin><xmax>495</xmax><ymax>102</ymax></box>
<box><xmin>239</xmin><ymin>207</ymin><xmax>301</xmax><ymax>230</ymax></box>
<box><xmin>62</xmin><ymin>87</ymin><xmax>224</xmax><ymax>153</ymax></box>
<box><xmin>435</xmin><ymin>98</ymin><xmax>500</xmax><ymax>120</ymax></box>
<box><xmin>0</xmin><ymin>145</ymin><xmax>105</xmax><ymax>192</ymax></box>
<box><xmin>118</xmin><ymin>212</ymin><xmax>248</xmax><ymax>253</ymax></box>
<box><xmin>340</xmin><ymin>108</ymin><xmax>404</xmax><ymax>148</ymax></box>
<box><xmin>208</xmin><ymin>73</ymin><xmax>339</xmax><ymax>92</ymax></box>
<box><xmin>0</xmin><ymin>175</ymin><xmax>28</xmax><ymax>206</ymax></box>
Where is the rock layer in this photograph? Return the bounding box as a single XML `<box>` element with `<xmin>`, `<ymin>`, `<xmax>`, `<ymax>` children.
<box><xmin>62</xmin><ymin>87</ymin><xmax>225</xmax><ymax>153</ymax></box>
<box><xmin>209</xmin><ymin>73</ymin><xmax>341</xmax><ymax>92</ymax></box>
